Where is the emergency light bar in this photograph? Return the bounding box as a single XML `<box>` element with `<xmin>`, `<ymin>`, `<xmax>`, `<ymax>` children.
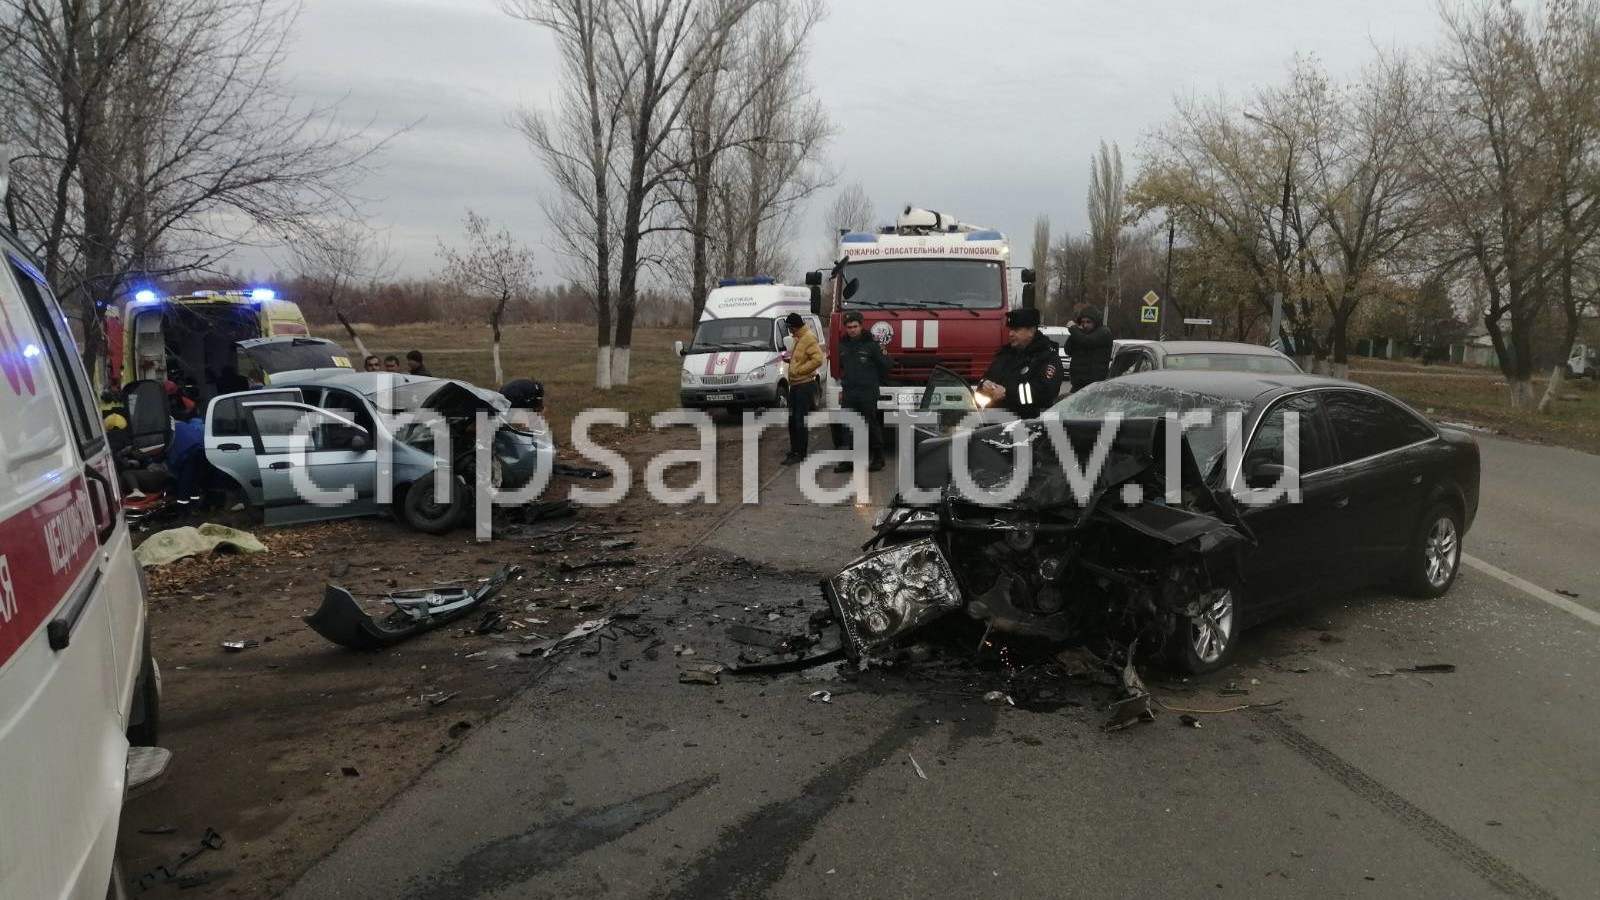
<box><xmin>133</xmin><ymin>290</ymin><xmax>157</xmax><ymax>304</ymax></box>
<box><xmin>716</xmin><ymin>276</ymin><xmax>777</xmax><ymax>286</ymax></box>
<box><xmin>251</xmin><ymin>288</ymin><xmax>276</xmax><ymax>301</ymax></box>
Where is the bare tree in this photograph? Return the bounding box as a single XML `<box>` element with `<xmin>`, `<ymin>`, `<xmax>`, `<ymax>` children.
<box><xmin>509</xmin><ymin>0</ymin><xmax>625</xmax><ymax>388</ymax></box>
<box><xmin>1412</xmin><ymin>0</ymin><xmax>1580</xmax><ymax>407</ymax></box>
<box><xmin>1087</xmin><ymin>140</ymin><xmax>1125</xmax><ymax>311</ymax></box>
<box><xmin>821</xmin><ymin>181</ymin><xmax>873</xmax><ymax>261</ymax></box>
<box><xmin>0</xmin><ymin>0</ymin><xmax>385</xmax><ymax>377</ymax></box>
<box><xmin>1031</xmin><ymin>214</ymin><xmax>1051</xmax><ymax>316</ymax></box>
<box><xmin>286</xmin><ymin>221</ymin><xmax>394</xmax><ymax>359</ymax></box>
<box><xmin>1277</xmin><ymin>56</ymin><xmax>1432</xmax><ymax>377</ymax></box>
<box><xmin>438</xmin><ymin>209</ymin><xmax>539</xmax><ymax>385</ymax></box>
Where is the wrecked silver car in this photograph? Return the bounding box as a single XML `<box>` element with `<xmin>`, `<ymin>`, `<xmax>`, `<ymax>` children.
<box><xmin>826</xmin><ymin>369</ymin><xmax>1480</xmax><ymax>674</ymax></box>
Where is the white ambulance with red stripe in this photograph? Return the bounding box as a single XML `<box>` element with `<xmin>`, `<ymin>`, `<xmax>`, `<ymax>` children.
<box><xmin>813</xmin><ymin>205</ymin><xmax>1037</xmax><ymax>412</ymax></box>
<box><xmin>675</xmin><ymin>277</ymin><xmax>828</xmax><ymax>411</ymax></box>
<box><xmin>0</xmin><ymin>224</ymin><xmax>165</xmax><ymax>898</ymax></box>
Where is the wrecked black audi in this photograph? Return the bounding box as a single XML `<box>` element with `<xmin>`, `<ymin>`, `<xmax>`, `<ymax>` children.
<box><xmin>823</xmin><ymin>368</ymin><xmax>1480</xmax><ymax>674</ymax></box>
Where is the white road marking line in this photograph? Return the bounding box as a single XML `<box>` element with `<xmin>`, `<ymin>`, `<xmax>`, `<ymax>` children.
<box><xmin>1462</xmin><ymin>553</ymin><xmax>1600</xmax><ymax>629</ymax></box>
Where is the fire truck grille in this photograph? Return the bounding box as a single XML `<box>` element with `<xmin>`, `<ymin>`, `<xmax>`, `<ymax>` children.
<box><xmin>889</xmin><ymin>353</ymin><xmax>985</xmax><ymax>381</ymax></box>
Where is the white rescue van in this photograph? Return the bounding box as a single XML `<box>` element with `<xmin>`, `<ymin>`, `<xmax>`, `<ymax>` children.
<box><xmin>675</xmin><ymin>277</ymin><xmax>827</xmax><ymax>410</ymax></box>
<box><xmin>0</xmin><ymin>226</ymin><xmax>165</xmax><ymax>899</ymax></box>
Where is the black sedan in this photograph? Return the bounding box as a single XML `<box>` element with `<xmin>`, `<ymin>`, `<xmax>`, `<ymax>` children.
<box><xmin>836</xmin><ymin>370</ymin><xmax>1481</xmax><ymax>673</ymax></box>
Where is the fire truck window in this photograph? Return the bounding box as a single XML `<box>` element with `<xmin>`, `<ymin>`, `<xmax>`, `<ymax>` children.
<box><xmin>9</xmin><ymin>259</ymin><xmax>105</xmax><ymax>454</ymax></box>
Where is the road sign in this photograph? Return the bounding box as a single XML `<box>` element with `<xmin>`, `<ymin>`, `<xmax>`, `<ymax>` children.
<box><xmin>1183</xmin><ymin>317</ymin><xmax>1213</xmax><ymax>326</ymax></box>
<box><xmin>1143</xmin><ymin>290</ymin><xmax>1160</xmax><ymax>305</ymax></box>
<box><xmin>1140</xmin><ymin>305</ymin><xmax>1159</xmax><ymax>324</ymax></box>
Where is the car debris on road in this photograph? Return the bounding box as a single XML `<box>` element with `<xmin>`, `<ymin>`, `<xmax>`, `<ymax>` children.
<box><xmin>305</xmin><ymin>565</ymin><xmax>524</xmax><ymax>651</ymax></box>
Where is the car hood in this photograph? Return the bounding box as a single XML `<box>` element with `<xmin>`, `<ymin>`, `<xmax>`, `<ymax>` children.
<box><xmin>685</xmin><ymin>350</ymin><xmax>782</xmax><ymax>377</ymax></box>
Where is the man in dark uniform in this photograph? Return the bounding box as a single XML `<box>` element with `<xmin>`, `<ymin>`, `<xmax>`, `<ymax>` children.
<box><xmin>831</xmin><ymin>310</ymin><xmax>892</xmax><ymax>473</ymax></box>
<box><xmin>978</xmin><ymin>307</ymin><xmax>1063</xmax><ymax>418</ymax></box>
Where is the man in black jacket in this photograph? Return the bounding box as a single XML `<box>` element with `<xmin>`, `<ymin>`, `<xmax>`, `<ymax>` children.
<box><xmin>1064</xmin><ymin>306</ymin><xmax>1113</xmax><ymax>391</ymax></box>
<box><xmin>979</xmin><ymin>307</ymin><xmax>1063</xmax><ymax>418</ymax></box>
<box><xmin>831</xmin><ymin>310</ymin><xmax>891</xmax><ymax>472</ymax></box>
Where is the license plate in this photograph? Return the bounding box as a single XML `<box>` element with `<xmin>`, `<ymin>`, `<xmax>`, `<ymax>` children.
<box><xmin>705</xmin><ymin>393</ymin><xmax>734</xmax><ymax>401</ymax></box>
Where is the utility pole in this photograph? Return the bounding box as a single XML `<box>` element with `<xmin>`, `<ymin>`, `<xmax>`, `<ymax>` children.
<box><xmin>1161</xmin><ymin>217</ymin><xmax>1174</xmax><ymax>339</ymax></box>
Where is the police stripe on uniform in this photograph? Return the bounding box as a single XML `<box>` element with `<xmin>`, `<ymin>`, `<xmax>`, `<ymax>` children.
<box><xmin>1019</xmin><ymin>382</ymin><xmax>1033</xmax><ymax>406</ymax></box>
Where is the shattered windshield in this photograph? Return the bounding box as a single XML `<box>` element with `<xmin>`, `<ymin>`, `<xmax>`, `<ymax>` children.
<box><xmin>1047</xmin><ymin>382</ymin><xmax>1251</xmax><ymax>474</ymax></box>
<box><xmin>842</xmin><ymin>259</ymin><xmax>1004</xmax><ymax>310</ymax></box>
<box><xmin>689</xmin><ymin>318</ymin><xmax>776</xmax><ymax>353</ymax></box>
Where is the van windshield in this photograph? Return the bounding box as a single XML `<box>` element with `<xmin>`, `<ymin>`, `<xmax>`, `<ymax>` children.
<box><xmin>688</xmin><ymin>317</ymin><xmax>776</xmax><ymax>353</ymax></box>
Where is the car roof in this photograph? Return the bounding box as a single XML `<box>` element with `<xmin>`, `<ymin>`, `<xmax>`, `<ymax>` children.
<box><xmin>268</xmin><ymin>370</ymin><xmax>436</xmax><ymax>391</ymax></box>
<box><xmin>236</xmin><ymin>335</ymin><xmax>341</xmax><ymax>350</ymax></box>
<box><xmin>1149</xmin><ymin>340</ymin><xmax>1293</xmax><ymax>358</ymax></box>
<box><xmin>1105</xmin><ymin>369</ymin><xmax>1356</xmax><ymax>402</ymax></box>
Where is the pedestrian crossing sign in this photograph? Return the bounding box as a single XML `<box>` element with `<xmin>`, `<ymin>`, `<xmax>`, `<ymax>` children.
<box><xmin>1140</xmin><ymin>305</ymin><xmax>1159</xmax><ymax>323</ymax></box>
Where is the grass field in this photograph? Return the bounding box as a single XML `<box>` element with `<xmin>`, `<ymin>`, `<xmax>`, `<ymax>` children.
<box><xmin>1350</xmin><ymin>358</ymin><xmax>1600</xmax><ymax>454</ymax></box>
<box><xmin>352</xmin><ymin>322</ymin><xmax>685</xmax><ymax>442</ymax></box>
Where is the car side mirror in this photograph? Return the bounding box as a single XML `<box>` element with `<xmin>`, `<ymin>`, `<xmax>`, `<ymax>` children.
<box><xmin>673</xmin><ymin>340</ymin><xmax>685</xmax><ymax>357</ymax></box>
<box><xmin>1021</xmin><ymin>283</ymin><xmax>1037</xmax><ymax>310</ymax></box>
<box><xmin>842</xmin><ymin>278</ymin><xmax>859</xmax><ymax>301</ymax></box>
<box><xmin>350</xmin><ymin>432</ymin><xmax>371</xmax><ymax>453</ymax></box>
<box><xmin>804</xmin><ymin>270</ymin><xmax>823</xmax><ymax>287</ymax></box>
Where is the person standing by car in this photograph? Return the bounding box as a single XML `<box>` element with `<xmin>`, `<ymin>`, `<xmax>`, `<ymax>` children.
<box><xmin>1064</xmin><ymin>306</ymin><xmax>1113</xmax><ymax>391</ymax></box>
<box><xmin>405</xmin><ymin>349</ymin><xmax>431</xmax><ymax>377</ymax></box>
<box><xmin>978</xmin><ymin>307</ymin><xmax>1063</xmax><ymax>418</ymax></box>
<box><xmin>363</xmin><ymin>355</ymin><xmax>381</xmax><ymax>371</ymax></box>
<box><xmin>831</xmin><ymin>310</ymin><xmax>891</xmax><ymax>473</ymax></box>
<box><xmin>383</xmin><ymin>354</ymin><xmax>401</xmax><ymax>372</ymax></box>
<box><xmin>782</xmin><ymin>312</ymin><xmax>824</xmax><ymax>465</ymax></box>
<box><xmin>500</xmin><ymin>378</ymin><xmax>546</xmax><ymax>431</ymax></box>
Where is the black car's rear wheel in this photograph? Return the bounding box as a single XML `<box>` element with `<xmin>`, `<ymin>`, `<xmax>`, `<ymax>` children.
<box><xmin>1400</xmin><ymin>502</ymin><xmax>1462</xmax><ymax>598</ymax></box>
<box><xmin>1166</xmin><ymin>586</ymin><xmax>1239</xmax><ymax>675</ymax></box>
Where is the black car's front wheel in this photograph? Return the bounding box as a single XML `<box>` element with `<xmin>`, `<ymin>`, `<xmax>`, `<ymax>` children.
<box><xmin>402</xmin><ymin>471</ymin><xmax>466</xmax><ymax>535</ymax></box>
<box><xmin>1166</xmin><ymin>586</ymin><xmax>1239</xmax><ymax>675</ymax></box>
<box><xmin>1400</xmin><ymin>502</ymin><xmax>1462</xmax><ymax>598</ymax></box>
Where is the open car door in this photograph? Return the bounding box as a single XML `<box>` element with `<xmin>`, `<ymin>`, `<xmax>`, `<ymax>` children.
<box><xmin>123</xmin><ymin>379</ymin><xmax>171</xmax><ymax>458</ymax></box>
<box><xmin>237</xmin><ymin>400</ymin><xmax>379</xmax><ymax>525</ymax></box>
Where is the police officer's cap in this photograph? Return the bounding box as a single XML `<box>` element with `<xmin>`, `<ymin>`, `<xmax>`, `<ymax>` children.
<box><xmin>1005</xmin><ymin>308</ymin><xmax>1041</xmax><ymax>329</ymax></box>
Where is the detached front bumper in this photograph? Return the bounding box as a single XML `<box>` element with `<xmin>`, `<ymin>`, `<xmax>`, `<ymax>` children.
<box><xmin>681</xmin><ymin>383</ymin><xmax>782</xmax><ymax>408</ymax></box>
<box><xmin>822</xmin><ymin>536</ymin><xmax>963</xmax><ymax>663</ymax></box>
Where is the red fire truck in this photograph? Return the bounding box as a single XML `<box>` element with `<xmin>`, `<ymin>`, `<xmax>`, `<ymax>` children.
<box><xmin>810</xmin><ymin>205</ymin><xmax>1036</xmax><ymax>411</ymax></box>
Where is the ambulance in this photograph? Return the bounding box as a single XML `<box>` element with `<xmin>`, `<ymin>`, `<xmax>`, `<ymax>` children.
<box><xmin>0</xmin><ymin>225</ymin><xmax>166</xmax><ymax>898</ymax></box>
<box><xmin>675</xmin><ymin>277</ymin><xmax>828</xmax><ymax>411</ymax></box>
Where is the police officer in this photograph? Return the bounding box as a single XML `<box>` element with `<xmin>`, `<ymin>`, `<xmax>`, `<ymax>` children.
<box><xmin>978</xmin><ymin>307</ymin><xmax>1063</xmax><ymax>418</ymax></box>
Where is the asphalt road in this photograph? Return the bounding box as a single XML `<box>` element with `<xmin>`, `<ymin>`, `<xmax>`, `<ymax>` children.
<box><xmin>284</xmin><ymin>435</ymin><xmax>1599</xmax><ymax>899</ymax></box>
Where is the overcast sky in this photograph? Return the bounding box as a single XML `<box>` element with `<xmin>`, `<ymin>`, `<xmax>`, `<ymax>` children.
<box><xmin>251</xmin><ymin>0</ymin><xmax>1453</xmax><ymax>283</ymax></box>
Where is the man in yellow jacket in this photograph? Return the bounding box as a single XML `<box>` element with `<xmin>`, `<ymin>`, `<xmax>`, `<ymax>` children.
<box><xmin>783</xmin><ymin>312</ymin><xmax>824</xmax><ymax>464</ymax></box>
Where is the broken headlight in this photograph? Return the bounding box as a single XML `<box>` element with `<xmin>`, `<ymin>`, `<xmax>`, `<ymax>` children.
<box><xmin>872</xmin><ymin>506</ymin><xmax>939</xmax><ymax>534</ymax></box>
<box><xmin>825</xmin><ymin>537</ymin><xmax>962</xmax><ymax>657</ymax></box>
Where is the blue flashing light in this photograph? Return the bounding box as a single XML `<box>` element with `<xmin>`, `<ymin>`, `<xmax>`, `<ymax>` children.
<box><xmin>716</xmin><ymin>276</ymin><xmax>779</xmax><ymax>287</ymax></box>
<box><xmin>22</xmin><ymin>343</ymin><xmax>40</xmax><ymax>359</ymax></box>
<box><xmin>841</xmin><ymin>232</ymin><xmax>877</xmax><ymax>244</ymax></box>
<box><xmin>965</xmin><ymin>229</ymin><xmax>1004</xmax><ymax>241</ymax></box>
<box><xmin>134</xmin><ymin>289</ymin><xmax>157</xmax><ymax>304</ymax></box>
<box><xmin>251</xmin><ymin>288</ymin><xmax>276</xmax><ymax>302</ymax></box>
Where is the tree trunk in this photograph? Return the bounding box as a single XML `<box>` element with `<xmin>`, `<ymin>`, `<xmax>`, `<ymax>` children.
<box><xmin>595</xmin><ymin>346</ymin><xmax>613</xmax><ymax>390</ymax></box>
<box><xmin>1508</xmin><ymin>378</ymin><xmax>1535</xmax><ymax>409</ymax></box>
<box><xmin>610</xmin><ymin>345</ymin><xmax>631</xmax><ymax>385</ymax></box>
<box><xmin>335</xmin><ymin>311</ymin><xmax>369</xmax><ymax>359</ymax></box>
<box><xmin>1536</xmin><ymin>364</ymin><xmax>1565</xmax><ymax>414</ymax></box>
<box><xmin>491</xmin><ymin>320</ymin><xmax>504</xmax><ymax>386</ymax></box>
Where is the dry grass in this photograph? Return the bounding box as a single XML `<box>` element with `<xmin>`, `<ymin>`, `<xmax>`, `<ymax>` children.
<box><xmin>352</xmin><ymin>322</ymin><xmax>685</xmax><ymax>443</ymax></box>
<box><xmin>1349</xmin><ymin>359</ymin><xmax>1600</xmax><ymax>454</ymax></box>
